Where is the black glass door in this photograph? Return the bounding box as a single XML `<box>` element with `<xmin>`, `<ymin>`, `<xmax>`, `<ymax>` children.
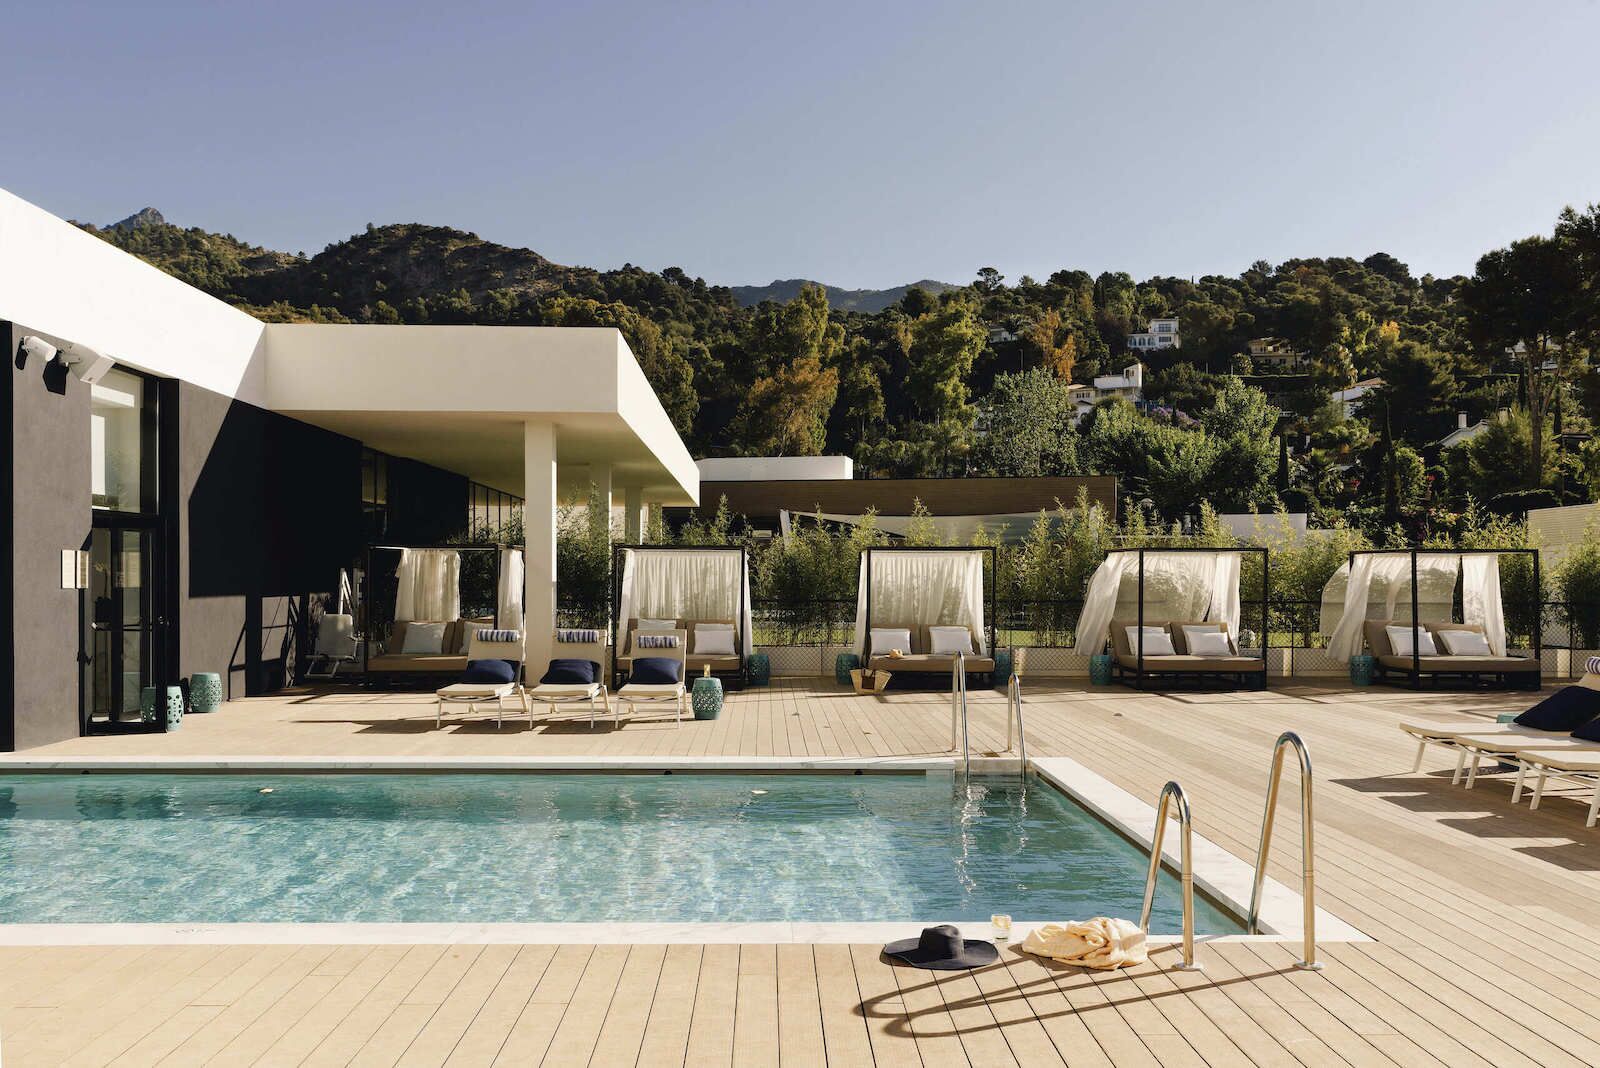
<box><xmin>83</xmin><ymin>521</ymin><xmax>170</xmax><ymax>733</ymax></box>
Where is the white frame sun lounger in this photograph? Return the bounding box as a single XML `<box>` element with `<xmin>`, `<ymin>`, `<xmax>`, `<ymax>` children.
<box><xmin>433</xmin><ymin>629</ymin><xmax>531</xmax><ymax>730</ymax></box>
<box><xmin>1450</xmin><ymin>733</ymin><xmax>1600</xmax><ymax>788</ymax></box>
<box><xmin>1398</xmin><ymin>719</ymin><xmax>1547</xmax><ymax>775</ymax></box>
<box><xmin>617</xmin><ymin>629</ymin><xmax>689</xmax><ymax>726</ymax></box>
<box><xmin>1513</xmin><ymin>750</ymin><xmax>1600</xmax><ymax>826</ymax></box>
<box><xmin>525</xmin><ymin>680</ymin><xmax>614</xmax><ymax>728</ymax></box>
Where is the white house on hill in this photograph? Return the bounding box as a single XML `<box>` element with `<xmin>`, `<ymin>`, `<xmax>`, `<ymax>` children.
<box><xmin>1127</xmin><ymin>317</ymin><xmax>1179</xmax><ymax>352</ymax></box>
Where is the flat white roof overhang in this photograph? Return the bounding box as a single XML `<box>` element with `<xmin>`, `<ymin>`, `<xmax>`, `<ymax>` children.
<box><xmin>263</xmin><ymin>324</ymin><xmax>698</xmax><ymax>505</ymax></box>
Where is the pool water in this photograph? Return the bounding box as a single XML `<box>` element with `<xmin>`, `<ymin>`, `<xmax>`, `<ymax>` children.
<box><xmin>0</xmin><ymin>773</ymin><xmax>1243</xmax><ymax>932</ymax></box>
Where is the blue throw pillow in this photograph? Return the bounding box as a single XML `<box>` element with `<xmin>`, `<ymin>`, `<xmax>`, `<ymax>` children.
<box><xmin>462</xmin><ymin>659</ymin><xmax>516</xmax><ymax>684</ymax></box>
<box><xmin>1514</xmin><ymin>686</ymin><xmax>1600</xmax><ymax>731</ymax></box>
<box><xmin>1573</xmin><ymin>712</ymin><xmax>1600</xmax><ymax>742</ymax></box>
<box><xmin>540</xmin><ymin>659</ymin><xmax>597</xmax><ymax>685</ymax></box>
<box><xmin>631</xmin><ymin>657</ymin><xmax>682</xmax><ymax>684</ymax></box>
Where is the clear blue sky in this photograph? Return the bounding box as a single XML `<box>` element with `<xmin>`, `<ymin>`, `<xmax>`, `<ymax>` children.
<box><xmin>5</xmin><ymin>0</ymin><xmax>1598</xmax><ymax>289</ymax></box>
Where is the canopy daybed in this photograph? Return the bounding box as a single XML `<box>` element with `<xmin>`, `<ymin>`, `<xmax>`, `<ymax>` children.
<box><xmin>1324</xmin><ymin>549</ymin><xmax>1541</xmax><ymax>690</ymax></box>
<box><xmin>853</xmin><ymin>546</ymin><xmax>997</xmax><ymax>685</ymax></box>
<box><xmin>360</xmin><ymin>544</ymin><xmax>524</xmax><ymax>685</ymax></box>
<box><xmin>610</xmin><ymin>545</ymin><xmax>754</xmax><ymax>690</ymax></box>
<box><xmin>1075</xmin><ymin>547</ymin><xmax>1269</xmax><ymax>690</ymax></box>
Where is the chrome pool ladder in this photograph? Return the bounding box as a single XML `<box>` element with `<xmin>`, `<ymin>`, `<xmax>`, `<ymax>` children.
<box><xmin>1247</xmin><ymin>731</ymin><xmax>1321</xmax><ymax>970</ymax></box>
<box><xmin>951</xmin><ymin>651</ymin><xmax>971</xmax><ymax>780</ymax></box>
<box><xmin>1005</xmin><ymin>670</ymin><xmax>1027</xmax><ymax>776</ymax></box>
<box><xmin>1139</xmin><ymin>780</ymin><xmax>1202</xmax><ymax>971</ymax></box>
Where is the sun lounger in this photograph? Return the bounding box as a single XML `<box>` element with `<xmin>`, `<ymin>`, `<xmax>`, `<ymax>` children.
<box><xmin>525</xmin><ymin>659</ymin><xmax>612</xmax><ymax>728</ymax></box>
<box><xmin>618</xmin><ymin>629</ymin><xmax>689</xmax><ymax>724</ymax></box>
<box><xmin>1513</xmin><ymin>750</ymin><xmax>1600</xmax><ymax>826</ymax></box>
<box><xmin>1398</xmin><ymin>719</ymin><xmax>1550</xmax><ymax>773</ymax></box>
<box><xmin>1450</xmin><ymin>733</ymin><xmax>1600</xmax><ymax>787</ymax></box>
<box><xmin>433</xmin><ymin>629</ymin><xmax>529</xmax><ymax>729</ymax></box>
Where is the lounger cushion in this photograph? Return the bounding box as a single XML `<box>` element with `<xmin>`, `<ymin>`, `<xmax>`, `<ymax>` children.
<box><xmin>1516</xmin><ymin>686</ymin><xmax>1600</xmax><ymax>731</ymax></box>
<box><xmin>462</xmin><ymin>659</ymin><xmax>517</xmax><ymax>684</ymax></box>
<box><xmin>1571</xmin><ymin>715</ymin><xmax>1600</xmax><ymax>742</ymax></box>
<box><xmin>540</xmin><ymin>658</ymin><xmax>597</xmax><ymax>685</ymax></box>
<box><xmin>401</xmin><ymin>622</ymin><xmax>448</xmax><ymax>654</ymax></box>
<box><xmin>1377</xmin><ymin>654</ymin><xmax>1540</xmax><ymax>674</ymax></box>
<box><xmin>871</xmin><ymin>628</ymin><xmax>913</xmax><ymax>656</ymax></box>
<box><xmin>631</xmin><ymin>657</ymin><xmax>682</xmax><ymax>684</ymax></box>
<box><xmin>1386</xmin><ymin>626</ymin><xmax>1437</xmax><ymax>657</ymax></box>
<box><xmin>436</xmin><ymin>682</ymin><xmax>515</xmax><ymax>698</ymax></box>
<box><xmin>1435</xmin><ymin>629</ymin><xmax>1492</xmax><ymax>656</ymax></box>
<box><xmin>1124</xmin><ymin>626</ymin><xmax>1176</xmax><ymax>656</ymax></box>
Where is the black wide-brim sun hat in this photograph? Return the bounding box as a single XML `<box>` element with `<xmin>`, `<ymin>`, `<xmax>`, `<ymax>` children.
<box><xmin>883</xmin><ymin>925</ymin><xmax>999</xmax><ymax>970</ymax></box>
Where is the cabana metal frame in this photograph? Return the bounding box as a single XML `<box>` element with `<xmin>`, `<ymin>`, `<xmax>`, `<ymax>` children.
<box><xmin>858</xmin><ymin>545</ymin><xmax>998</xmax><ymax>686</ymax></box>
<box><xmin>1346</xmin><ymin>548</ymin><xmax>1541</xmax><ymax>691</ymax></box>
<box><xmin>609</xmin><ymin>544</ymin><xmax>751</xmax><ymax>692</ymax></box>
<box><xmin>1110</xmin><ymin>546</ymin><xmax>1270</xmax><ymax>691</ymax></box>
<box><xmin>358</xmin><ymin>542</ymin><xmax>515</xmax><ymax>685</ymax></box>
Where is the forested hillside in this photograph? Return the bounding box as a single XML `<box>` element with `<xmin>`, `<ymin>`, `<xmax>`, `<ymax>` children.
<box><xmin>80</xmin><ymin>202</ymin><xmax>1600</xmax><ymax>539</ymax></box>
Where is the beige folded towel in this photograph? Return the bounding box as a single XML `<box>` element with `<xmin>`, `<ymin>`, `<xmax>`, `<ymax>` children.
<box><xmin>1020</xmin><ymin>918</ymin><xmax>1147</xmax><ymax>970</ymax></box>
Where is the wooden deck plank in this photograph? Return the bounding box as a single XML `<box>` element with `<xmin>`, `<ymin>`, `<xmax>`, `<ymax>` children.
<box><xmin>4</xmin><ymin>680</ymin><xmax>1600</xmax><ymax>1067</ymax></box>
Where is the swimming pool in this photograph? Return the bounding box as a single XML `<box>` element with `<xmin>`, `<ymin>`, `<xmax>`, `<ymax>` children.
<box><xmin>0</xmin><ymin>772</ymin><xmax>1243</xmax><ymax>932</ymax></box>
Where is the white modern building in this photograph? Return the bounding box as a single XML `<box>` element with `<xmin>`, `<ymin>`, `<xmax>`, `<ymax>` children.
<box><xmin>0</xmin><ymin>187</ymin><xmax>697</xmax><ymax>748</ymax></box>
<box><xmin>1126</xmin><ymin>317</ymin><xmax>1179</xmax><ymax>352</ymax></box>
<box><xmin>1331</xmin><ymin>377</ymin><xmax>1383</xmax><ymax>418</ymax></box>
<box><xmin>1066</xmin><ymin>363</ymin><xmax>1146</xmax><ymax>421</ymax></box>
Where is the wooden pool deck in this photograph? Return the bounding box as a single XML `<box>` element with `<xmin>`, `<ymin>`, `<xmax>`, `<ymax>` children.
<box><xmin>4</xmin><ymin>679</ymin><xmax>1600</xmax><ymax>1066</ymax></box>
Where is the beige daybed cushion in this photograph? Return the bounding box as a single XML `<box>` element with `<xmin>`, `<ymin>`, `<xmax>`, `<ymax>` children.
<box><xmin>1366</xmin><ymin>620</ymin><xmax>1538</xmax><ymax>672</ymax></box>
<box><xmin>614</xmin><ymin>622</ymin><xmax>734</xmax><ymax>672</ymax></box>
<box><xmin>866</xmin><ymin>623</ymin><xmax>995</xmax><ymax>674</ymax></box>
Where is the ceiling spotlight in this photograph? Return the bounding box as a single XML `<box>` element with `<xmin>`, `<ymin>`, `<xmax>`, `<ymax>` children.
<box><xmin>17</xmin><ymin>335</ymin><xmax>57</xmax><ymax>366</ymax></box>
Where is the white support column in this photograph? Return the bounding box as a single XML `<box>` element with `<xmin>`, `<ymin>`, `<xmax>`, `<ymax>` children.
<box><xmin>624</xmin><ymin>485</ymin><xmax>645</xmax><ymax>543</ymax></box>
<box><xmin>590</xmin><ymin>463</ymin><xmax>614</xmax><ymax>535</ymax></box>
<box><xmin>524</xmin><ymin>421</ymin><xmax>558</xmax><ymax>672</ymax></box>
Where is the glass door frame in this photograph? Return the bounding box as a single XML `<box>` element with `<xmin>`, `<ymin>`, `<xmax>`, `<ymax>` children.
<box><xmin>81</xmin><ymin>371</ymin><xmax>178</xmax><ymax>735</ymax></box>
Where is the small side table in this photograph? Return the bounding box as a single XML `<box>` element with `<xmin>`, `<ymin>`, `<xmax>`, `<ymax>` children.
<box><xmin>691</xmin><ymin>676</ymin><xmax>724</xmax><ymax>720</ymax></box>
<box><xmin>835</xmin><ymin>653</ymin><xmax>860</xmax><ymax>685</ymax></box>
<box><xmin>142</xmin><ymin>685</ymin><xmax>184</xmax><ymax>730</ymax></box>
<box><xmin>190</xmin><ymin>672</ymin><xmax>224</xmax><ymax>713</ymax></box>
<box><xmin>1089</xmin><ymin>654</ymin><xmax>1114</xmax><ymax>686</ymax></box>
<box><xmin>747</xmin><ymin>652</ymin><xmax>771</xmax><ymax>687</ymax></box>
<box><xmin>1349</xmin><ymin>654</ymin><xmax>1376</xmax><ymax>687</ymax></box>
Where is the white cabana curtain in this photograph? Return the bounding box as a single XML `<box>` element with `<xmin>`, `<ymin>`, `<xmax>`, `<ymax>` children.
<box><xmin>616</xmin><ymin>548</ymin><xmax>754</xmax><ymax>653</ymax></box>
<box><xmin>497</xmin><ymin>548</ymin><xmax>525</xmax><ymax>632</ymax></box>
<box><xmin>1326</xmin><ymin>552</ymin><xmax>1469</xmax><ymax>661</ymax></box>
<box><xmin>852</xmin><ymin>550</ymin><xmax>988</xmax><ymax>655</ymax></box>
<box><xmin>1072</xmin><ymin>550</ymin><xmax>1239</xmax><ymax>655</ymax></box>
<box><xmin>394</xmin><ymin>548</ymin><xmax>461</xmax><ymax>622</ymax></box>
<box><xmin>1462</xmin><ymin>554</ymin><xmax>1507</xmax><ymax>655</ymax></box>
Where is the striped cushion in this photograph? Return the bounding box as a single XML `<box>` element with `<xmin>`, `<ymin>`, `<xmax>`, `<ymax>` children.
<box><xmin>1588</xmin><ymin>656</ymin><xmax>1600</xmax><ymax>675</ymax></box>
<box><xmin>475</xmin><ymin>629</ymin><xmax>521</xmax><ymax>644</ymax></box>
<box><xmin>558</xmin><ymin>629</ymin><xmax>601</xmax><ymax>643</ymax></box>
<box><xmin>635</xmin><ymin>634</ymin><xmax>680</xmax><ymax>649</ymax></box>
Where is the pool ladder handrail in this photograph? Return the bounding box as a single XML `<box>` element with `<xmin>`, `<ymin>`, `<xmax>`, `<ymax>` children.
<box><xmin>1138</xmin><ymin>780</ymin><xmax>1202</xmax><ymax>971</ymax></box>
<box><xmin>951</xmin><ymin>651</ymin><xmax>971</xmax><ymax>780</ymax></box>
<box><xmin>1247</xmin><ymin>731</ymin><xmax>1322</xmax><ymax>970</ymax></box>
<box><xmin>1005</xmin><ymin>671</ymin><xmax>1027</xmax><ymax>777</ymax></box>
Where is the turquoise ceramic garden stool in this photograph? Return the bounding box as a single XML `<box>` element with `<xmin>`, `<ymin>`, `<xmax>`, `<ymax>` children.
<box><xmin>992</xmin><ymin>649</ymin><xmax>1013</xmax><ymax>689</ymax></box>
<box><xmin>141</xmin><ymin>685</ymin><xmax>184</xmax><ymax>729</ymax></box>
<box><xmin>835</xmin><ymin>653</ymin><xmax>860</xmax><ymax>685</ymax></box>
<box><xmin>691</xmin><ymin>675</ymin><xmax>724</xmax><ymax>720</ymax></box>
<box><xmin>1349</xmin><ymin>654</ymin><xmax>1376</xmax><ymax>687</ymax></box>
<box><xmin>1089</xmin><ymin>653</ymin><xmax>1114</xmax><ymax>686</ymax></box>
<box><xmin>747</xmin><ymin>652</ymin><xmax>771</xmax><ymax>687</ymax></box>
<box><xmin>189</xmin><ymin>672</ymin><xmax>224</xmax><ymax>712</ymax></box>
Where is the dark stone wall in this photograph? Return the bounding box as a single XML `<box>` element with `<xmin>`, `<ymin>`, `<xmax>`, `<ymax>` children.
<box><xmin>178</xmin><ymin>383</ymin><xmax>364</xmax><ymax>697</ymax></box>
<box><xmin>4</xmin><ymin>322</ymin><xmax>93</xmax><ymax>750</ymax></box>
<box><xmin>3</xmin><ymin>319</ymin><xmax>475</xmax><ymax>748</ymax></box>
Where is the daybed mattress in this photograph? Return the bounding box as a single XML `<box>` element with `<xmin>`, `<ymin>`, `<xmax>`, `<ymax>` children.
<box><xmin>1114</xmin><ymin>653</ymin><xmax>1264</xmax><ymax>674</ymax></box>
<box><xmin>867</xmin><ymin>654</ymin><xmax>997</xmax><ymax>674</ymax></box>
<box><xmin>1377</xmin><ymin>654</ymin><xmax>1539</xmax><ymax>673</ymax></box>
